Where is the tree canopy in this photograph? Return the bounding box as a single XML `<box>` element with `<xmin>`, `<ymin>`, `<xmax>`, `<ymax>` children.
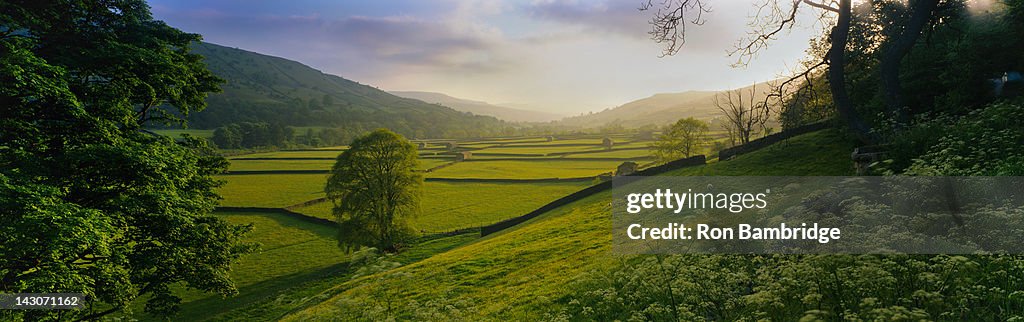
<box><xmin>326</xmin><ymin>129</ymin><xmax>423</xmax><ymax>253</ymax></box>
<box><xmin>0</xmin><ymin>1</ymin><xmax>253</xmax><ymax>319</ymax></box>
<box><xmin>652</xmin><ymin>117</ymin><xmax>709</xmax><ymax>163</ymax></box>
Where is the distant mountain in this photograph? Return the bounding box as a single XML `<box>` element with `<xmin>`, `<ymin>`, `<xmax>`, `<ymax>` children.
<box><xmin>558</xmin><ymin>82</ymin><xmax>778</xmax><ymax>129</ymax></box>
<box><xmin>389</xmin><ymin>91</ymin><xmax>562</xmax><ymax>122</ymax></box>
<box><xmin>186</xmin><ymin>42</ymin><xmax>507</xmax><ymax>138</ymax></box>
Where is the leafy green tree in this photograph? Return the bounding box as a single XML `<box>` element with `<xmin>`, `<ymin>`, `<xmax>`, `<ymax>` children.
<box><xmin>326</xmin><ymin>129</ymin><xmax>422</xmax><ymax>253</ymax></box>
<box><xmin>651</xmin><ymin>117</ymin><xmax>709</xmax><ymax>163</ymax></box>
<box><xmin>213</xmin><ymin>124</ymin><xmax>243</xmax><ymax>149</ymax></box>
<box><xmin>0</xmin><ymin>1</ymin><xmax>253</xmax><ymax>320</ymax></box>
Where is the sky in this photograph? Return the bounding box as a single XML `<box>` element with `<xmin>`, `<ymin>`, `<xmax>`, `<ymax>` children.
<box><xmin>148</xmin><ymin>0</ymin><xmax>824</xmax><ymax>115</ymax></box>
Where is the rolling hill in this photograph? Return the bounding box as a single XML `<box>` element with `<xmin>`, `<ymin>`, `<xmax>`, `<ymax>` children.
<box><xmin>185</xmin><ymin>42</ymin><xmax>508</xmax><ymax>138</ymax></box>
<box><xmin>283</xmin><ymin>129</ymin><xmax>858</xmax><ymax>320</ymax></box>
<box><xmin>390</xmin><ymin>91</ymin><xmax>562</xmax><ymax>122</ymax></box>
<box><xmin>559</xmin><ymin>82</ymin><xmax>779</xmax><ymax>129</ymax></box>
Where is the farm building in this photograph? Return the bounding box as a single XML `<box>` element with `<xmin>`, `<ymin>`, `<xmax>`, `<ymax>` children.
<box><xmin>602</xmin><ymin>137</ymin><xmax>614</xmax><ymax>150</ymax></box>
<box><xmin>444</xmin><ymin>141</ymin><xmax>459</xmax><ymax>150</ymax></box>
<box><xmin>615</xmin><ymin>161</ymin><xmax>638</xmax><ymax>176</ymax></box>
<box><xmin>417</xmin><ymin>142</ymin><xmax>427</xmax><ymax>149</ymax></box>
<box><xmin>545</xmin><ymin>136</ymin><xmax>555</xmax><ymax>142</ymax></box>
<box><xmin>456</xmin><ymin>151</ymin><xmax>472</xmax><ymax>161</ymax></box>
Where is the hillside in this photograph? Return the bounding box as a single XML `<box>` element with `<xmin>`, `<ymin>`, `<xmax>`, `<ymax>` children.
<box><xmin>559</xmin><ymin>81</ymin><xmax>779</xmax><ymax>129</ymax></box>
<box><xmin>284</xmin><ymin>129</ymin><xmax>857</xmax><ymax>320</ymax></box>
<box><xmin>390</xmin><ymin>91</ymin><xmax>562</xmax><ymax>122</ymax></box>
<box><xmin>186</xmin><ymin>42</ymin><xmax>508</xmax><ymax>138</ymax></box>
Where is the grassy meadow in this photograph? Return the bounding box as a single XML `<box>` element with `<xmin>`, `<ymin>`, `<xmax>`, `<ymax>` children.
<box><xmin>175</xmin><ymin>132</ymin><xmax>708</xmax><ymax>320</ymax></box>
<box><xmin>292</xmin><ymin>181</ymin><xmax>592</xmax><ymax>232</ymax></box>
<box><xmin>284</xmin><ymin>129</ymin><xmax>856</xmax><ymax>320</ymax></box>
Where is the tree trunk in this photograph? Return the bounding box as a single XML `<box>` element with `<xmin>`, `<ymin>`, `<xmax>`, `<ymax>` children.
<box><xmin>828</xmin><ymin>0</ymin><xmax>875</xmax><ymax>143</ymax></box>
<box><xmin>880</xmin><ymin>0</ymin><xmax>939</xmax><ymax>125</ymax></box>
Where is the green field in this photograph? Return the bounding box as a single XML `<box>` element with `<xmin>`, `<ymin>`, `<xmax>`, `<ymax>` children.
<box><xmin>228</xmin><ymin>159</ymin><xmax>336</xmax><ymax>171</ymax></box>
<box><xmin>471</xmin><ymin>145</ymin><xmax>608</xmax><ymax>155</ymax></box>
<box><xmin>217</xmin><ymin>174</ymin><xmax>327</xmax><ymax>207</ymax></box>
<box><xmin>133</xmin><ymin>211</ymin><xmax>477</xmax><ymax>321</ymax></box>
<box><xmin>561</xmin><ymin>148</ymin><xmax>653</xmax><ymax>158</ymax></box>
<box><xmin>293</xmin><ymin>181</ymin><xmax>591</xmax><ymax>232</ymax></box>
<box><xmin>285</xmin><ymin>129</ymin><xmax>858</xmax><ymax>320</ymax></box>
<box><xmin>232</xmin><ymin>150</ymin><xmax>344</xmax><ymax>159</ymax></box>
<box><xmin>149</xmin><ymin>128</ymin><xmax>214</xmax><ymax>138</ymax></box>
<box><xmin>427</xmin><ymin>160</ymin><xmax>620</xmax><ymax>179</ymax></box>
<box><xmin>226</xmin><ymin>157</ymin><xmax>451</xmax><ymax>171</ymax></box>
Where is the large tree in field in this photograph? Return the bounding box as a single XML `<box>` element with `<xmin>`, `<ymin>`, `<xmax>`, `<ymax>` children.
<box><xmin>652</xmin><ymin>117</ymin><xmax>709</xmax><ymax>162</ymax></box>
<box><xmin>0</xmin><ymin>0</ymin><xmax>254</xmax><ymax>320</ymax></box>
<box><xmin>326</xmin><ymin>129</ymin><xmax>422</xmax><ymax>253</ymax></box>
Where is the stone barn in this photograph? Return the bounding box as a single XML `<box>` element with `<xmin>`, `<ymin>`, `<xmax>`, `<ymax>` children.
<box><xmin>444</xmin><ymin>141</ymin><xmax>459</xmax><ymax>150</ymax></box>
<box><xmin>416</xmin><ymin>142</ymin><xmax>427</xmax><ymax>149</ymax></box>
<box><xmin>546</xmin><ymin>136</ymin><xmax>555</xmax><ymax>142</ymax></box>
<box><xmin>456</xmin><ymin>151</ymin><xmax>472</xmax><ymax>162</ymax></box>
<box><xmin>615</xmin><ymin>161</ymin><xmax>638</xmax><ymax>176</ymax></box>
<box><xmin>602</xmin><ymin>137</ymin><xmax>614</xmax><ymax>150</ymax></box>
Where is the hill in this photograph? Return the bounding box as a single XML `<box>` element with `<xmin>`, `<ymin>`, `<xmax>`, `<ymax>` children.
<box><xmin>559</xmin><ymin>82</ymin><xmax>779</xmax><ymax>129</ymax></box>
<box><xmin>284</xmin><ymin>129</ymin><xmax>857</xmax><ymax>320</ymax></box>
<box><xmin>390</xmin><ymin>91</ymin><xmax>562</xmax><ymax>122</ymax></box>
<box><xmin>186</xmin><ymin>42</ymin><xmax>509</xmax><ymax>138</ymax></box>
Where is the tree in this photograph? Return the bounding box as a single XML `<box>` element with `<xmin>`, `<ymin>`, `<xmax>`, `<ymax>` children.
<box><xmin>0</xmin><ymin>1</ymin><xmax>254</xmax><ymax>320</ymax></box>
<box><xmin>652</xmin><ymin>117</ymin><xmax>709</xmax><ymax>162</ymax></box>
<box><xmin>325</xmin><ymin>129</ymin><xmax>422</xmax><ymax>253</ymax></box>
<box><xmin>641</xmin><ymin>0</ymin><xmax>877</xmax><ymax>142</ymax></box>
<box><xmin>713</xmin><ymin>84</ymin><xmax>768</xmax><ymax>145</ymax></box>
<box><xmin>213</xmin><ymin>124</ymin><xmax>243</xmax><ymax>149</ymax></box>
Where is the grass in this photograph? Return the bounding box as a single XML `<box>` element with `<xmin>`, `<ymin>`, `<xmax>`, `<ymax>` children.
<box><xmin>669</xmin><ymin>129</ymin><xmax>856</xmax><ymax>176</ymax></box>
<box><xmin>427</xmin><ymin>160</ymin><xmax>620</xmax><ymax>179</ymax></box>
<box><xmin>292</xmin><ymin>181</ymin><xmax>592</xmax><ymax>232</ymax></box>
<box><xmin>129</xmin><ymin>211</ymin><xmax>345</xmax><ymax>321</ymax></box>
<box><xmin>226</xmin><ymin>158</ymin><xmax>451</xmax><ymax>171</ymax></box>
<box><xmin>285</xmin><ymin>129</ymin><xmax>857</xmax><ymax>320</ymax></box>
<box><xmin>231</xmin><ymin>150</ymin><xmax>344</xmax><ymax>159</ymax></box>
<box><xmin>471</xmin><ymin>145</ymin><xmax>608</xmax><ymax>155</ymax></box>
<box><xmin>217</xmin><ymin>174</ymin><xmax>327</xmax><ymax>207</ymax></box>
<box><xmin>149</xmin><ymin>128</ymin><xmax>214</xmax><ymax>138</ymax></box>
<box><xmin>228</xmin><ymin>159</ymin><xmax>336</xmax><ymax>171</ymax></box>
<box><xmin>561</xmin><ymin>148</ymin><xmax>654</xmax><ymax>159</ymax></box>
<box><xmin>130</xmin><ymin>211</ymin><xmax>477</xmax><ymax>321</ymax></box>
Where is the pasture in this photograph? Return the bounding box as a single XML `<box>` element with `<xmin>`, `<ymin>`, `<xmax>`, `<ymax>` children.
<box><xmin>426</xmin><ymin>160</ymin><xmax>620</xmax><ymax>179</ymax></box>
<box><xmin>144</xmin><ymin>211</ymin><xmax>477</xmax><ymax>321</ymax></box>
<box><xmin>216</xmin><ymin>174</ymin><xmax>328</xmax><ymax>207</ymax></box>
<box><xmin>292</xmin><ymin>181</ymin><xmax>591</xmax><ymax>232</ymax></box>
<box><xmin>197</xmin><ymin>132</ymin><xmax>664</xmax><ymax>320</ymax></box>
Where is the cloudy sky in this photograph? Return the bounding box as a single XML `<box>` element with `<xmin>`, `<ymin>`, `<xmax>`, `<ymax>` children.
<box><xmin>149</xmin><ymin>0</ymin><xmax>823</xmax><ymax>115</ymax></box>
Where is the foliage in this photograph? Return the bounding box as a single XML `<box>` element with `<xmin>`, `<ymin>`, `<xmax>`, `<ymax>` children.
<box><xmin>900</xmin><ymin>99</ymin><xmax>1024</xmax><ymax>175</ymax></box>
<box><xmin>553</xmin><ymin>254</ymin><xmax>1024</xmax><ymax>321</ymax></box>
<box><xmin>0</xmin><ymin>1</ymin><xmax>255</xmax><ymax>319</ymax></box>
<box><xmin>213</xmin><ymin>122</ymin><xmax>294</xmax><ymax>149</ymax></box>
<box><xmin>651</xmin><ymin>117</ymin><xmax>709</xmax><ymax>163</ymax></box>
<box><xmin>326</xmin><ymin>129</ymin><xmax>423</xmax><ymax>253</ymax></box>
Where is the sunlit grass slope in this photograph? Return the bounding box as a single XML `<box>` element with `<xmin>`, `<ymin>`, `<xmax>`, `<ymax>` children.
<box><xmin>293</xmin><ymin>181</ymin><xmax>592</xmax><ymax>232</ymax></box>
<box><xmin>217</xmin><ymin>174</ymin><xmax>327</xmax><ymax>207</ymax></box>
<box><xmin>286</xmin><ymin>129</ymin><xmax>855</xmax><ymax>320</ymax></box>
<box><xmin>427</xmin><ymin>160</ymin><xmax>619</xmax><ymax>179</ymax></box>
